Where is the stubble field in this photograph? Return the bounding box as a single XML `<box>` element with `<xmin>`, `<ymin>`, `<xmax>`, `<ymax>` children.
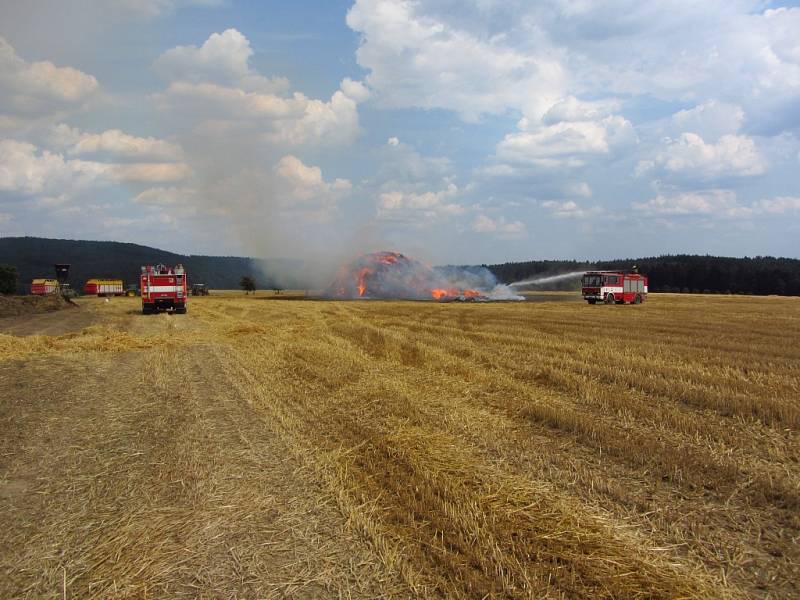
<box><xmin>1</xmin><ymin>292</ymin><xmax>798</xmax><ymax>598</ymax></box>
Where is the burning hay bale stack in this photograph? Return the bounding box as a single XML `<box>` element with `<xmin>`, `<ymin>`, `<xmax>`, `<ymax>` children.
<box><xmin>327</xmin><ymin>251</ymin><xmax>522</xmax><ymax>301</ymax></box>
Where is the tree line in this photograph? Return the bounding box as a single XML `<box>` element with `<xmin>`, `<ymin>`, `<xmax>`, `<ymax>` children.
<box><xmin>0</xmin><ymin>265</ymin><xmax>16</xmax><ymax>295</ymax></box>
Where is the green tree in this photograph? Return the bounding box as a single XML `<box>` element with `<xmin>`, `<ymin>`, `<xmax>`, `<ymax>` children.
<box><xmin>240</xmin><ymin>275</ymin><xmax>256</xmax><ymax>294</ymax></box>
<box><xmin>0</xmin><ymin>265</ymin><xmax>18</xmax><ymax>294</ymax></box>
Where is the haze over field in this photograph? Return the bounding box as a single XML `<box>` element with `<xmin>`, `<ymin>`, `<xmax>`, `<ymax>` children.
<box><xmin>0</xmin><ymin>0</ymin><xmax>798</xmax><ymax>270</ymax></box>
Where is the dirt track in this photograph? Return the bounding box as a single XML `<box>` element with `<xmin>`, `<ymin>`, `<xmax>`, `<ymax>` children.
<box><xmin>0</xmin><ymin>298</ymin><xmax>405</xmax><ymax>598</ymax></box>
<box><xmin>0</xmin><ymin>304</ymin><xmax>93</xmax><ymax>336</ymax></box>
<box><xmin>1</xmin><ymin>294</ymin><xmax>798</xmax><ymax>598</ymax></box>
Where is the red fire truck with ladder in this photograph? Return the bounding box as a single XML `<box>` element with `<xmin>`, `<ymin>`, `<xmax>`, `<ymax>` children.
<box><xmin>581</xmin><ymin>271</ymin><xmax>648</xmax><ymax>305</ymax></box>
<box><xmin>140</xmin><ymin>264</ymin><xmax>187</xmax><ymax>314</ymax></box>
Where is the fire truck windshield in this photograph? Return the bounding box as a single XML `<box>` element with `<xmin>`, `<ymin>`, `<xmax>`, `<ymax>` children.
<box><xmin>583</xmin><ymin>275</ymin><xmax>602</xmax><ymax>287</ymax></box>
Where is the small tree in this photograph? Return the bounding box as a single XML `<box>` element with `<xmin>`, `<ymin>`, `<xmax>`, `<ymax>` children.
<box><xmin>0</xmin><ymin>265</ymin><xmax>18</xmax><ymax>295</ymax></box>
<box><xmin>240</xmin><ymin>275</ymin><xmax>256</xmax><ymax>294</ymax></box>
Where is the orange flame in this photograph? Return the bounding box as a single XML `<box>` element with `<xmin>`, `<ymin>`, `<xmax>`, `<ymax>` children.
<box><xmin>430</xmin><ymin>288</ymin><xmax>482</xmax><ymax>301</ymax></box>
<box><xmin>329</xmin><ymin>251</ymin><xmax>489</xmax><ymax>301</ymax></box>
<box><xmin>357</xmin><ymin>267</ymin><xmax>371</xmax><ymax>297</ymax></box>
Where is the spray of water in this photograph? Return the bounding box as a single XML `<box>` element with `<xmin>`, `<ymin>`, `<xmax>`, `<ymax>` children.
<box><xmin>509</xmin><ymin>271</ymin><xmax>585</xmax><ymax>288</ymax></box>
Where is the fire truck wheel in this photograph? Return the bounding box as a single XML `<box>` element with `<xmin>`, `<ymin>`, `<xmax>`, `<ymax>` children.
<box><xmin>605</xmin><ymin>293</ymin><xmax>615</xmax><ymax>304</ymax></box>
<box><xmin>587</xmin><ymin>299</ymin><xmax>596</xmax><ymax>305</ymax></box>
<box><xmin>175</xmin><ymin>307</ymin><xmax>187</xmax><ymax>314</ymax></box>
<box><xmin>633</xmin><ymin>294</ymin><xmax>642</xmax><ymax>304</ymax></box>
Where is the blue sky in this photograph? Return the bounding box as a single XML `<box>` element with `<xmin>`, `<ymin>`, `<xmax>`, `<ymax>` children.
<box><xmin>0</xmin><ymin>0</ymin><xmax>798</xmax><ymax>267</ymax></box>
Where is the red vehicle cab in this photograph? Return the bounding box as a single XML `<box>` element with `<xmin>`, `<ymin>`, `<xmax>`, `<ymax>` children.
<box><xmin>582</xmin><ymin>271</ymin><xmax>648</xmax><ymax>305</ymax></box>
<box><xmin>140</xmin><ymin>264</ymin><xmax>187</xmax><ymax>314</ymax></box>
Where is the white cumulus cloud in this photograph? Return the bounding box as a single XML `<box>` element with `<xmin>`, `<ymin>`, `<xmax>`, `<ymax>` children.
<box><xmin>345</xmin><ymin>1</ymin><xmax>800</xmax><ymax>129</ymax></box>
<box><xmin>50</xmin><ymin>124</ymin><xmax>183</xmax><ymax>162</ymax></box>
<box><xmin>154</xmin><ymin>30</ymin><xmax>366</xmax><ymax>147</ymax></box>
<box><xmin>0</xmin><ymin>139</ymin><xmax>190</xmax><ymax>200</ymax></box>
<box><xmin>346</xmin><ymin>0</ymin><xmax>565</xmax><ymax>121</ymax></box>
<box><xmin>274</xmin><ymin>155</ymin><xmax>351</xmax><ymax>203</ymax></box>
<box><xmin>0</xmin><ymin>139</ymin><xmax>75</xmax><ymax>195</ymax></box>
<box><xmin>653</xmin><ymin>133</ymin><xmax>766</xmax><ymax>179</ymax></box>
<box><xmin>346</xmin><ymin>0</ymin><xmax>800</xmax><ymax>195</ymax></box>
<box><xmin>542</xmin><ymin>97</ymin><xmax>621</xmax><ymax>125</ymax></box>
<box><xmin>541</xmin><ymin>200</ymin><xmax>603</xmax><ymax>219</ymax></box>
<box><xmin>752</xmin><ymin>195</ymin><xmax>800</xmax><ymax>214</ymax></box>
<box><xmin>154</xmin><ymin>28</ymin><xmax>288</xmax><ymax>93</ymax></box>
<box><xmin>670</xmin><ymin>100</ymin><xmax>745</xmax><ymax>141</ymax></box>
<box><xmin>632</xmin><ymin>190</ymin><xmax>800</xmax><ymax>219</ymax></box>
<box><xmin>378</xmin><ymin>183</ymin><xmax>465</xmax><ymax>222</ymax></box>
<box><xmin>0</xmin><ymin>36</ymin><xmax>98</xmax><ymax>125</ymax></box>
<box><xmin>339</xmin><ymin>77</ymin><xmax>371</xmax><ymax>103</ymax></box>
<box><xmin>471</xmin><ymin>214</ymin><xmax>525</xmax><ymax>235</ymax></box>
<box><xmin>632</xmin><ymin>189</ymin><xmax>745</xmax><ymax>217</ymax></box>
<box><xmin>496</xmin><ymin>116</ymin><xmax>636</xmax><ymax>167</ymax></box>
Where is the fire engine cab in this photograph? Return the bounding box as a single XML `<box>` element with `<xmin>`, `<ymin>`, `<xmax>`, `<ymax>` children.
<box><xmin>140</xmin><ymin>264</ymin><xmax>187</xmax><ymax>314</ymax></box>
<box><xmin>582</xmin><ymin>271</ymin><xmax>648</xmax><ymax>305</ymax></box>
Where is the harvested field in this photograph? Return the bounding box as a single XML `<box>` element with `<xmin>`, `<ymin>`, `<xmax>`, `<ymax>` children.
<box><xmin>1</xmin><ymin>293</ymin><xmax>798</xmax><ymax>598</ymax></box>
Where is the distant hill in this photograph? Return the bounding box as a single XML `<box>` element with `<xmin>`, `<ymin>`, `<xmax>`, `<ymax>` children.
<box><xmin>487</xmin><ymin>255</ymin><xmax>800</xmax><ymax>296</ymax></box>
<box><xmin>0</xmin><ymin>237</ymin><xmax>299</xmax><ymax>293</ymax></box>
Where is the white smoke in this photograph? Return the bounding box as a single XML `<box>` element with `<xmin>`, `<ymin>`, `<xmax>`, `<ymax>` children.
<box><xmin>328</xmin><ymin>252</ymin><xmax>524</xmax><ymax>300</ymax></box>
<box><xmin>486</xmin><ymin>284</ymin><xmax>525</xmax><ymax>301</ymax></box>
<box><xmin>433</xmin><ymin>264</ymin><xmax>523</xmax><ymax>301</ymax></box>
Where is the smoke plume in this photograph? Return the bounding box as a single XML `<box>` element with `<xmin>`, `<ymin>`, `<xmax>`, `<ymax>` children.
<box><xmin>328</xmin><ymin>251</ymin><xmax>523</xmax><ymax>301</ymax></box>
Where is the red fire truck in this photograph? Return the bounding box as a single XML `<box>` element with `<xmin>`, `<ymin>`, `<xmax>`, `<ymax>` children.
<box><xmin>140</xmin><ymin>264</ymin><xmax>187</xmax><ymax>314</ymax></box>
<box><xmin>582</xmin><ymin>271</ymin><xmax>648</xmax><ymax>305</ymax></box>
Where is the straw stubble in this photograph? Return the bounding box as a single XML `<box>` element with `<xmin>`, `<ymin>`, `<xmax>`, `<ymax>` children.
<box><xmin>0</xmin><ymin>292</ymin><xmax>797</xmax><ymax>598</ymax></box>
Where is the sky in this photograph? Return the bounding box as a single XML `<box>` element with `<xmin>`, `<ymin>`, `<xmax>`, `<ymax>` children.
<box><xmin>0</xmin><ymin>0</ymin><xmax>798</xmax><ymax>267</ymax></box>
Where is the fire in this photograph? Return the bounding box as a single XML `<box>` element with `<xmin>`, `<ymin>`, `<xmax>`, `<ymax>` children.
<box><xmin>430</xmin><ymin>288</ymin><xmax>480</xmax><ymax>300</ymax></box>
<box><xmin>328</xmin><ymin>251</ymin><xmax>495</xmax><ymax>301</ymax></box>
<box><xmin>357</xmin><ymin>267</ymin><xmax>370</xmax><ymax>297</ymax></box>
